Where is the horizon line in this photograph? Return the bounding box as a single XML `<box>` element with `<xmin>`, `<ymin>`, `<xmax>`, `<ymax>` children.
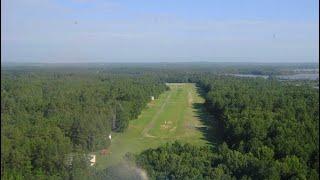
<box><xmin>2</xmin><ymin>61</ymin><xmax>319</xmax><ymax>65</ymax></box>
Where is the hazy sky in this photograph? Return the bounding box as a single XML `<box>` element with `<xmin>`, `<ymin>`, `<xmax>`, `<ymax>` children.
<box><xmin>1</xmin><ymin>0</ymin><xmax>319</xmax><ymax>63</ymax></box>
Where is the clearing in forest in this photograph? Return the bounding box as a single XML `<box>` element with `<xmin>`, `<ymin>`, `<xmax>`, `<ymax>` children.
<box><xmin>95</xmin><ymin>83</ymin><xmax>213</xmax><ymax>169</ymax></box>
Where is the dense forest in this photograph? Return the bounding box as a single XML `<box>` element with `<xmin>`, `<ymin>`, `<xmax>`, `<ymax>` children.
<box><xmin>1</xmin><ymin>71</ymin><xmax>167</xmax><ymax>179</ymax></box>
<box><xmin>134</xmin><ymin>75</ymin><xmax>319</xmax><ymax>179</ymax></box>
<box><xmin>1</xmin><ymin>63</ymin><xmax>319</xmax><ymax>179</ymax></box>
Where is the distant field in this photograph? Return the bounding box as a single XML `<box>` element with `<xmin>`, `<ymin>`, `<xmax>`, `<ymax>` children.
<box><xmin>95</xmin><ymin>83</ymin><xmax>211</xmax><ymax>169</ymax></box>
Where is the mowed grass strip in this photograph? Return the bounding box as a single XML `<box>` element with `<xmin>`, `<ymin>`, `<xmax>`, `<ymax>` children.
<box><xmin>95</xmin><ymin>83</ymin><xmax>210</xmax><ymax>169</ymax></box>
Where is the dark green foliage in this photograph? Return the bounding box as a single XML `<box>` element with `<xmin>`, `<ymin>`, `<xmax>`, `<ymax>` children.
<box><xmin>199</xmin><ymin>76</ymin><xmax>318</xmax><ymax>178</ymax></box>
<box><xmin>136</xmin><ymin>141</ymin><xmax>215</xmax><ymax>179</ymax></box>
<box><xmin>136</xmin><ymin>141</ymin><xmax>281</xmax><ymax>179</ymax></box>
<box><xmin>135</xmin><ymin>75</ymin><xmax>319</xmax><ymax>180</ymax></box>
<box><xmin>1</xmin><ymin>71</ymin><xmax>166</xmax><ymax>179</ymax></box>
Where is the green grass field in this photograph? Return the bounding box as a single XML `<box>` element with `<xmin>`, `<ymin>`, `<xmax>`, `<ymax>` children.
<box><xmin>95</xmin><ymin>83</ymin><xmax>212</xmax><ymax>169</ymax></box>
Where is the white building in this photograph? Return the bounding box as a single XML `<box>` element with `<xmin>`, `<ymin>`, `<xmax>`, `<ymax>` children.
<box><xmin>151</xmin><ymin>96</ymin><xmax>155</xmax><ymax>101</ymax></box>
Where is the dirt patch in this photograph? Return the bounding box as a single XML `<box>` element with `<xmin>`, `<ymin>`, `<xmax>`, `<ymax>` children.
<box><xmin>188</xmin><ymin>91</ymin><xmax>193</xmax><ymax>106</ymax></box>
<box><xmin>169</xmin><ymin>127</ymin><xmax>177</xmax><ymax>132</ymax></box>
<box><xmin>144</xmin><ymin>134</ymin><xmax>156</xmax><ymax>138</ymax></box>
<box><xmin>147</xmin><ymin>101</ymin><xmax>155</xmax><ymax>108</ymax></box>
<box><xmin>160</xmin><ymin>121</ymin><xmax>173</xmax><ymax>130</ymax></box>
<box><xmin>128</xmin><ymin>125</ymin><xmax>139</xmax><ymax>129</ymax></box>
<box><xmin>160</xmin><ymin>124</ymin><xmax>170</xmax><ymax>129</ymax></box>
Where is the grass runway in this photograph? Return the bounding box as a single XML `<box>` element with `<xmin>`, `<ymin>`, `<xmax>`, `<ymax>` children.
<box><xmin>95</xmin><ymin>83</ymin><xmax>212</xmax><ymax>169</ymax></box>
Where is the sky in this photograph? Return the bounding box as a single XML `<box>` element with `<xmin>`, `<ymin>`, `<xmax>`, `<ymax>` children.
<box><xmin>1</xmin><ymin>0</ymin><xmax>319</xmax><ymax>63</ymax></box>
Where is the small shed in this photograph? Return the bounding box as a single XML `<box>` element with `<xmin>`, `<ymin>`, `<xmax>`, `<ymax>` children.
<box><xmin>151</xmin><ymin>96</ymin><xmax>155</xmax><ymax>101</ymax></box>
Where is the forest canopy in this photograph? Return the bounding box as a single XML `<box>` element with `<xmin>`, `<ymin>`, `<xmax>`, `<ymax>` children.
<box><xmin>1</xmin><ymin>64</ymin><xmax>319</xmax><ymax>179</ymax></box>
<box><xmin>1</xmin><ymin>71</ymin><xmax>167</xmax><ymax>179</ymax></box>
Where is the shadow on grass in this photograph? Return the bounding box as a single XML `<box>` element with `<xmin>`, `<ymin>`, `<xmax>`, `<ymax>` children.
<box><xmin>192</xmin><ymin>86</ymin><xmax>224</xmax><ymax>150</ymax></box>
